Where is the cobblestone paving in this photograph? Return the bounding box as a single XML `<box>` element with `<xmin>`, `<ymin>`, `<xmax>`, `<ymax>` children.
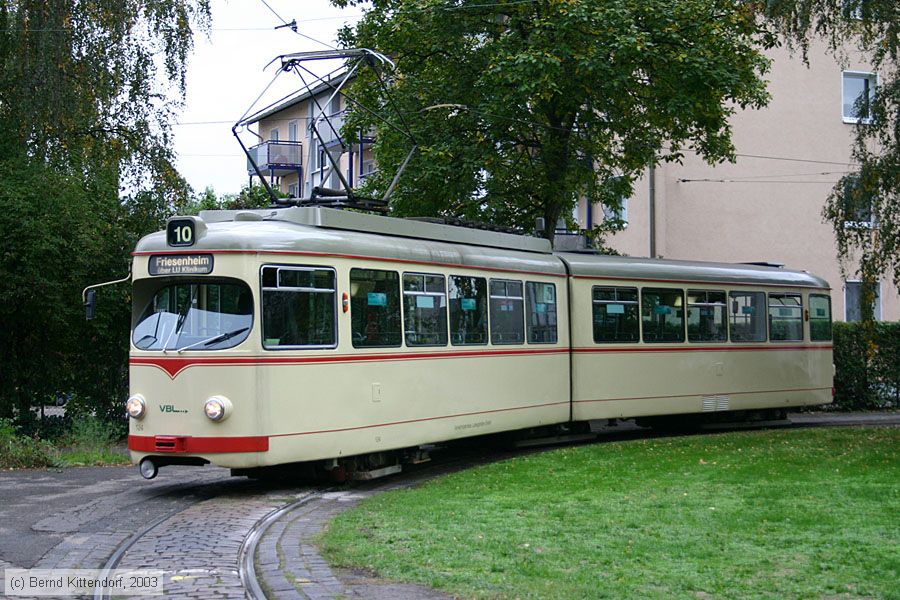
<box><xmin>114</xmin><ymin>489</ymin><xmax>305</xmax><ymax>599</ymax></box>
<box><xmin>254</xmin><ymin>472</ymin><xmax>460</xmax><ymax>599</ymax></box>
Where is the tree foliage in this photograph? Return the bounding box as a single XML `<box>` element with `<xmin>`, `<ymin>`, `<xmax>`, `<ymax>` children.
<box><xmin>766</xmin><ymin>0</ymin><xmax>900</xmax><ymax>292</ymax></box>
<box><xmin>332</xmin><ymin>0</ymin><xmax>774</xmax><ymax>239</ymax></box>
<box><xmin>0</xmin><ymin>0</ymin><xmax>209</xmax><ymax>187</ymax></box>
<box><xmin>0</xmin><ymin>0</ymin><xmax>209</xmax><ymax>423</ymax></box>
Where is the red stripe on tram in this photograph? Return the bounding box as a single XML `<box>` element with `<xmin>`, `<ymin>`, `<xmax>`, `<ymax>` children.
<box><xmin>128</xmin><ymin>434</ymin><xmax>269</xmax><ymax>453</ymax></box>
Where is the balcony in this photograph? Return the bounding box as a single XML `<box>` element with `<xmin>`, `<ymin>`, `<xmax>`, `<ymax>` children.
<box><xmin>247</xmin><ymin>140</ymin><xmax>302</xmax><ymax>176</ymax></box>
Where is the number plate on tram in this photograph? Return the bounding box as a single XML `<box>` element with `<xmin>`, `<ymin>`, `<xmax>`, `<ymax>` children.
<box><xmin>167</xmin><ymin>218</ymin><xmax>196</xmax><ymax>247</ymax></box>
<box><xmin>149</xmin><ymin>254</ymin><xmax>214</xmax><ymax>276</ymax></box>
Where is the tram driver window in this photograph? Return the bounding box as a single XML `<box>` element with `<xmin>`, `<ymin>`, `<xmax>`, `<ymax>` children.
<box><xmin>449</xmin><ymin>276</ymin><xmax>488</xmax><ymax>345</ymax></box>
<box><xmin>489</xmin><ymin>279</ymin><xmax>525</xmax><ymax>344</ymax></box>
<box><xmin>729</xmin><ymin>291</ymin><xmax>766</xmax><ymax>342</ymax></box>
<box><xmin>641</xmin><ymin>288</ymin><xmax>685</xmax><ymax>343</ymax></box>
<box><xmin>350</xmin><ymin>269</ymin><xmax>402</xmax><ymax>348</ymax></box>
<box><xmin>592</xmin><ymin>286</ymin><xmax>639</xmax><ymax>343</ymax></box>
<box><xmin>526</xmin><ymin>282</ymin><xmax>557</xmax><ymax>343</ymax></box>
<box><xmin>261</xmin><ymin>266</ymin><xmax>336</xmax><ymax>349</ymax></box>
<box><xmin>687</xmin><ymin>290</ymin><xmax>727</xmax><ymax>342</ymax></box>
<box><xmin>809</xmin><ymin>294</ymin><xmax>833</xmax><ymax>341</ymax></box>
<box><xmin>769</xmin><ymin>293</ymin><xmax>804</xmax><ymax>341</ymax></box>
<box><xmin>403</xmin><ymin>273</ymin><xmax>448</xmax><ymax>346</ymax></box>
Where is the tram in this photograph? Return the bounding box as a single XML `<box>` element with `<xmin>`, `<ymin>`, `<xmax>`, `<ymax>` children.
<box><xmin>124</xmin><ymin>207</ymin><xmax>833</xmax><ymax>479</ymax></box>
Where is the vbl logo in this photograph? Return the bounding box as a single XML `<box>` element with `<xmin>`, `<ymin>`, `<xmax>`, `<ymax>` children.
<box><xmin>159</xmin><ymin>405</ymin><xmax>187</xmax><ymax>414</ymax></box>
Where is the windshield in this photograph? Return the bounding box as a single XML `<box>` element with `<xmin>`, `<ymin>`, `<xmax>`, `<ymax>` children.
<box><xmin>133</xmin><ymin>281</ymin><xmax>253</xmax><ymax>351</ymax></box>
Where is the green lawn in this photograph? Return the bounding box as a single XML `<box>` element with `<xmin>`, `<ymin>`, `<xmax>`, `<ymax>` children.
<box><xmin>320</xmin><ymin>428</ymin><xmax>899</xmax><ymax>599</ymax></box>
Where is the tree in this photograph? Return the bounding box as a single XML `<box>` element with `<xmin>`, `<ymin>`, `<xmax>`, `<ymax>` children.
<box><xmin>766</xmin><ymin>0</ymin><xmax>900</xmax><ymax>301</ymax></box>
<box><xmin>0</xmin><ymin>0</ymin><xmax>209</xmax><ymax>424</ymax></box>
<box><xmin>332</xmin><ymin>0</ymin><xmax>774</xmax><ymax>240</ymax></box>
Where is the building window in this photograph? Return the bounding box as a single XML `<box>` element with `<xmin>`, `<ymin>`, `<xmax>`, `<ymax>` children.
<box><xmin>269</xmin><ymin>128</ymin><xmax>279</xmax><ymax>141</ymax></box>
<box><xmin>842</xmin><ymin>0</ymin><xmax>863</xmax><ymax>20</ymax></box>
<box><xmin>842</xmin><ymin>175</ymin><xmax>876</xmax><ymax>227</ymax></box>
<box><xmin>842</xmin><ymin>71</ymin><xmax>876</xmax><ymax>123</ymax></box>
<box><xmin>288</xmin><ymin>120</ymin><xmax>299</xmax><ymax>142</ymax></box>
<box><xmin>287</xmin><ymin>182</ymin><xmax>299</xmax><ymax>198</ymax></box>
<box><xmin>602</xmin><ymin>198</ymin><xmax>628</xmax><ymax>225</ymax></box>
<box><xmin>845</xmin><ymin>281</ymin><xmax>882</xmax><ymax>322</ymax></box>
<box><xmin>600</xmin><ymin>176</ymin><xmax>628</xmax><ymax>227</ymax></box>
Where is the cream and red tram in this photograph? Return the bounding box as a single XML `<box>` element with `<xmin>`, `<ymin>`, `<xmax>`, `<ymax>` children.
<box><xmin>126</xmin><ymin>207</ymin><xmax>833</xmax><ymax>479</ymax></box>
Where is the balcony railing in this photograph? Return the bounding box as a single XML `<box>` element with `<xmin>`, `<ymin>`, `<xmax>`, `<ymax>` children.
<box><xmin>247</xmin><ymin>140</ymin><xmax>302</xmax><ymax>175</ymax></box>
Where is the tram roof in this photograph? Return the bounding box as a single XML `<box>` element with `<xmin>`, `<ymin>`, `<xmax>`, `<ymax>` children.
<box><xmin>558</xmin><ymin>253</ymin><xmax>830</xmax><ymax>289</ymax></box>
<box><xmin>135</xmin><ymin>208</ymin><xmax>829</xmax><ymax>288</ymax></box>
<box><xmin>135</xmin><ymin>207</ymin><xmax>565</xmax><ymax>276</ymax></box>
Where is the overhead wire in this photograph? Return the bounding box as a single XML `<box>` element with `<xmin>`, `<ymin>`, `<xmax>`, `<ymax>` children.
<box><xmin>256</xmin><ymin>0</ymin><xmax>338</xmax><ymax>50</ymax></box>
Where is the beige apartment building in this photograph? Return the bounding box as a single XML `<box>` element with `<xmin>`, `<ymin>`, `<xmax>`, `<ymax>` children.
<box><xmin>247</xmin><ymin>74</ymin><xmax>375</xmax><ymax>201</ymax></box>
<box><xmin>247</xmin><ymin>44</ymin><xmax>897</xmax><ymax>322</ymax></box>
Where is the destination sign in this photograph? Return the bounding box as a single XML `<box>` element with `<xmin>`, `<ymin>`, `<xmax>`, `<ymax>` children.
<box><xmin>149</xmin><ymin>254</ymin><xmax>214</xmax><ymax>276</ymax></box>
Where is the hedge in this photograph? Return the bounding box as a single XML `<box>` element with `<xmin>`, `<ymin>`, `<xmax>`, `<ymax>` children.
<box><xmin>832</xmin><ymin>321</ymin><xmax>900</xmax><ymax>410</ymax></box>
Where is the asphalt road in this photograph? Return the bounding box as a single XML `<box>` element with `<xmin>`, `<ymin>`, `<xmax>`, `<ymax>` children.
<box><xmin>0</xmin><ymin>465</ymin><xmax>231</xmax><ymax>569</ymax></box>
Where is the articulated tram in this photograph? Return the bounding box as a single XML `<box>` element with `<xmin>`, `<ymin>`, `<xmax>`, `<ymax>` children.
<box><xmin>126</xmin><ymin>207</ymin><xmax>833</xmax><ymax>479</ymax></box>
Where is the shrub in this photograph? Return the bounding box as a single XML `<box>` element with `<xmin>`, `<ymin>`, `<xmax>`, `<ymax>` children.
<box><xmin>0</xmin><ymin>418</ymin><xmax>55</xmax><ymax>469</ymax></box>
<box><xmin>61</xmin><ymin>416</ymin><xmax>123</xmax><ymax>451</ymax></box>
<box><xmin>832</xmin><ymin>321</ymin><xmax>900</xmax><ymax>410</ymax></box>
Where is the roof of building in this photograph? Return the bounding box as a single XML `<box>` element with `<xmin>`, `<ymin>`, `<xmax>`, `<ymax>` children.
<box><xmin>244</xmin><ymin>72</ymin><xmax>353</xmax><ymax>125</ymax></box>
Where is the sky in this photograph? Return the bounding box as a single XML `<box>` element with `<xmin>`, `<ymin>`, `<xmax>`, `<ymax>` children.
<box><xmin>173</xmin><ymin>0</ymin><xmax>362</xmax><ymax>196</ymax></box>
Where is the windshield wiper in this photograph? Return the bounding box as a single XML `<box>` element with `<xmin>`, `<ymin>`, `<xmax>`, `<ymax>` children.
<box><xmin>162</xmin><ymin>286</ymin><xmax>197</xmax><ymax>354</ymax></box>
<box><xmin>176</xmin><ymin>327</ymin><xmax>250</xmax><ymax>354</ymax></box>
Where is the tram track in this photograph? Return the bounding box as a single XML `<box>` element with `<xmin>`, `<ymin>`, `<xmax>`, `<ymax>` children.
<box><xmin>239</xmin><ymin>491</ymin><xmax>324</xmax><ymax>600</ymax></box>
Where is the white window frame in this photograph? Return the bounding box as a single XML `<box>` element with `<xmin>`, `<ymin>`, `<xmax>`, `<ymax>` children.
<box><xmin>844</xmin><ymin>280</ymin><xmax>882</xmax><ymax>321</ymax></box>
<box><xmin>269</xmin><ymin>127</ymin><xmax>279</xmax><ymax>142</ymax></box>
<box><xmin>602</xmin><ymin>197</ymin><xmax>628</xmax><ymax>227</ymax></box>
<box><xmin>288</xmin><ymin>120</ymin><xmax>299</xmax><ymax>143</ymax></box>
<box><xmin>842</xmin><ymin>71</ymin><xmax>877</xmax><ymax>124</ymax></box>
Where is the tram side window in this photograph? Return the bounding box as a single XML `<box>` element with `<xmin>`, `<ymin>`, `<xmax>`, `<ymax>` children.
<box><xmin>525</xmin><ymin>282</ymin><xmax>558</xmax><ymax>344</ymax></box>
<box><xmin>687</xmin><ymin>290</ymin><xmax>727</xmax><ymax>342</ymax></box>
<box><xmin>592</xmin><ymin>286</ymin><xmax>639</xmax><ymax>343</ymax></box>
<box><xmin>403</xmin><ymin>273</ymin><xmax>448</xmax><ymax>346</ymax></box>
<box><xmin>809</xmin><ymin>294</ymin><xmax>833</xmax><ymax>341</ymax></box>
<box><xmin>769</xmin><ymin>293</ymin><xmax>804</xmax><ymax>341</ymax></box>
<box><xmin>729</xmin><ymin>291</ymin><xmax>767</xmax><ymax>342</ymax></box>
<box><xmin>261</xmin><ymin>266</ymin><xmax>336</xmax><ymax>348</ymax></box>
<box><xmin>350</xmin><ymin>269</ymin><xmax>402</xmax><ymax>348</ymax></box>
<box><xmin>641</xmin><ymin>288</ymin><xmax>685</xmax><ymax>342</ymax></box>
<box><xmin>489</xmin><ymin>279</ymin><xmax>525</xmax><ymax>344</ymax></box>
<box><xmin>449</xmin><ymin>276</ymin><xmax>488</xmax><ymax>345</ymax></box>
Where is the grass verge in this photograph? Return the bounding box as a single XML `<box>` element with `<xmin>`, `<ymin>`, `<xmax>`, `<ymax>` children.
<box><xmin>321</xmin><ymin>428</ymin><xmax>899</xmax><ymax>599</ymax></box>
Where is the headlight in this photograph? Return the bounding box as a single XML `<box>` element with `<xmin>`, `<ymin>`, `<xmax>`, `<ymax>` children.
<box><xmin>126</xmin><ymin>395</ymin><xmax>146</xmax><ymax>419</ymax></box>
<box><xmin>204</xmin><ymin>396</ymin><xmax>231</xmax><ymax>422</ymax></box>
